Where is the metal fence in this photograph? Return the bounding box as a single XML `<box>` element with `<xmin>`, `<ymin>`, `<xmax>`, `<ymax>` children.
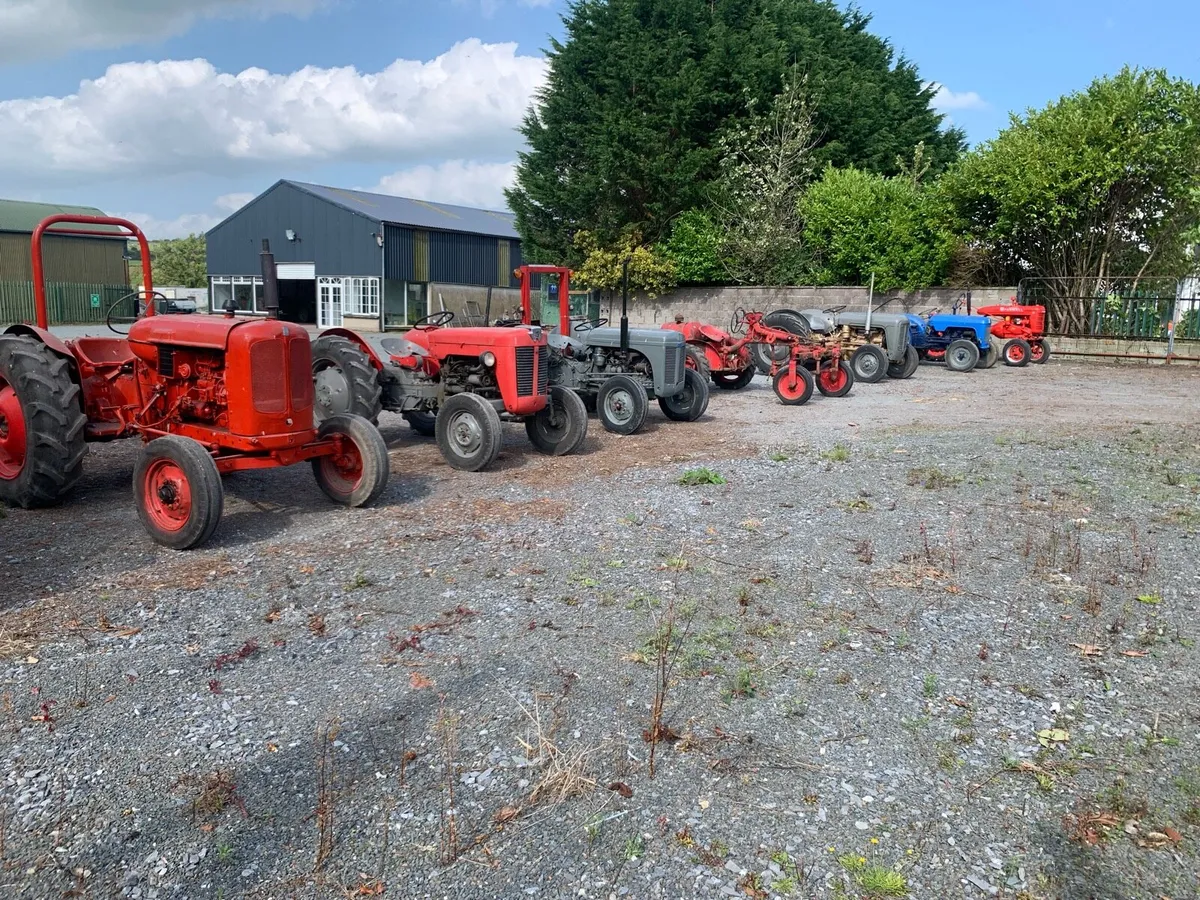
<box><xmin>1017</xmin><ymin>276</ymin><xmax>1200</xmax><ymax>342</ymax></box>
<box><xmin>0</xmin><ymin>281</ymin><xmax>135</xmax><ymax>326</ymax></box>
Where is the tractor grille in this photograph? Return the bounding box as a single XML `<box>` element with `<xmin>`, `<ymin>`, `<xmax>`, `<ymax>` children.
<box><xmin>664</xmin><ymin>346</ymin><xmax>684</xmax><ymax>383</ymax></box>
<box><xmin>537</xmin><ymin>345</ymin><xmax>549</xmax><ymax>395</ymax></box>
<box><xmin>516</xmin><ymin>346</ymin><xmax>535</xmax><ymax>396</ymax></box>
<box><xmin>157</xmin><ymin>345</ymin><xmax>174</xmax><ymax>377</ymax></box>
<box><xmin>289</xmin><ymin>337</ymin><xmax>313</xmax><ymax>411</ymax></box>
<box><xmin>250</xmin><ymin>340</ymin><xmax>287</xmax><ymax>414</ymax></box>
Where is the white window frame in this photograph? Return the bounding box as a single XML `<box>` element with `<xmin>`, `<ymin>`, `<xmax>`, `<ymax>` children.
<box><xmin>345</xmin><ymin>276</ymin><xmax>380</xmax><ymax>318</ymax></box>
<box><xmin>318</xmin><ymin>276</ymin><xmax>344</xmax><ymax>328</ymax></box>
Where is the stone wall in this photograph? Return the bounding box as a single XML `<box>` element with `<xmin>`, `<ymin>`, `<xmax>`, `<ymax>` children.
<box><xmin>598</xmin><ymin>284</ymin><xmax>1018</xmax><ymax>329</ymax></box>
<box><xmin>1053</xmin><ymin>336</ymin><xmax>1200</xmax><ymax>365</ymax></box>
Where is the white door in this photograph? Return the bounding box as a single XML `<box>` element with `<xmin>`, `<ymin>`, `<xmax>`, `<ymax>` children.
<box><xmin>318</xmin><ymin>277</ymin><xmax>343</xmax><ymax>328</ymax></box>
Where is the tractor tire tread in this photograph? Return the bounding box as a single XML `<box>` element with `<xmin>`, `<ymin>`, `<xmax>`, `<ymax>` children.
<box><xmin>659</xmin><ymin>368</ymin><xmax>709</xmax><ymax>422</ymax></box>
<box><xmin>133</xmin><ymin>435</ymin><xmax>224</xmax><ymax>550</ymax></box>
<box><xmin>313</xmin><ymin>414</ymin><xmax>390</xmax><ymax>507</ymax></box>
<box><xmin>598</xmin><ymin>374</ymin><xmax>648</xmax><ymax>435</ymax></box>
<box><xmin>437</xmin><ymin>393</ymin><xmax>503</xmax><ymax>471</ymax></box>
<box><xmin>850</xmin><ymin>344</ymin><xmax>887</xmax><ymax>383</ymax></box>
<box><xmin>311</xmin><ymin>335</ymin><xmax>383</xmax><ymax>425</ymax></box>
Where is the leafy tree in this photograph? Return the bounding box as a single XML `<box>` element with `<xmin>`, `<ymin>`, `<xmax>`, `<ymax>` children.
<box><xmin>507</xmin><ymin>0</ymin><xmax>964</xmax><ymax>262</ymax></box>
<box><xmin>659</xmin><ymin>211</ymin><xmax>725</xmax><ymax>284</ymax></box>
<box><xmin>149</xmin><ymin>235</ymin><xmax>207</xmax><ymax>288</ymax></box>
<box><xmin>941</xmin><ymin>67</ymin><xmax>1200</xmax><ymax>331</ymax></box>
<box><xmin>800</xmin><ymin>162</ymin><xmax>957</xmax><ymax>291</ymax></box>
<box><xmin>572</xmin><ymin>230</ymin><xmax>677</xmax><ymax>297</ymax></box>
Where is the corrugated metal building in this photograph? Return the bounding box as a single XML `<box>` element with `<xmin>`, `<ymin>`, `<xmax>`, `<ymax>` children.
<box><xmin>205</xmin><ymin>180</ymin><xmax>524</xmax><ymax>331</ymax></box>
<box><xmin>0</xmin><ymin>199</ymin><xmax>130</xmax><ymax>325</ymax></box>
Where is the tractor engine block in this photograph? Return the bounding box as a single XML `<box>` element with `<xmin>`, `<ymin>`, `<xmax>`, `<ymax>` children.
<box><xmin>587</xmin><ymin>348</ymin><xmax>649</xmax><ymax>377</ymax></box>
<box><xmin>145</xmin><ymin>345</ymin><xmax>229</xmax><ymax>427</ymax></box>
<box><xmin>440</xmin><ymin>356</ymin><xmax>499</xmax><ymax>398</ymax></box>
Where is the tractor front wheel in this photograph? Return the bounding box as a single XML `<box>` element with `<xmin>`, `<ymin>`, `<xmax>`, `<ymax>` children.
<box><xmin>312</xmin><ymin>414</ymin><xmax>390</xmax><ymax>507</ymax></box>
<box><xmin>817</xmin><ymin>361</ymin><xmax>855</xmax><ymax>398</ymax></box>
<box><xmin>945</xmin><ymin>339</ymin><xmax>980</xmax><ymax>373</ymax></box>
<box><xmin>1031</xmin><ymin>339</ymin><xmax>1052</xmax><ymax>364</ymax></box>
<box><xmin>659</xmin><ymin>368</ymin><xmax>709</xmax><ymax>422</ymax></box>
<box><xmin>887</xmin><ymin>346</ymin><xmax>920</xmax><ymax>380</ymax></box>
<box><xmin>1004</xmin><ymin>339</ymin><xmax>1032</xmax><ymax>367</ymax></box>
<box><xmin>134</xmin><ymin>436</ymin><xmax>223</xmax><ymax>550</ymax></box>
<box><xmin>437</xmin><ymin>393</ymin><xmax>504</xmax><ymax>471</ymax></box>
<box><xmin>712</xmin><ymin>367</ymin><xmax>755</xmax><ymax>390</ymax></box>
<box><xmin>598</xmin><ymin>374</ymin><xmax>648</xmax><ymax>435</ymax></box>
<box><xmin>403</xmin><ymin>411</ymin><xmax>437</xmax><ymax>437</ymax></box>
<box><xmin>978</xmin><ymin>343</ymin><xmax>1000</xmax><ymax>370</ymax></box>
<box><xmin>849</xmin><ymin>345</ymin><xmax>887</xmax><ymax>384</ymax></box>
<box><xmin>311</xmin><ymin>335</ymin><xmax>383</xmax><ymax>425</ymax></box>
<box><xmin>772</xmin><ymin>367</ymin><xmax>814</xmax><ymax>406</ymax></box>
<box><xmin>527</xmin><ymin>385</ymin><xmax>588</xmax><ymax>456</ymax></box>
<box><xmin>0</xmin><ymin>335</ymin><xmax>87</xmax><ymax>508</ymax></box>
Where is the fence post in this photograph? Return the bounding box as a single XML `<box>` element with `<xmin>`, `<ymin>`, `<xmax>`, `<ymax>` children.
<box><xmin>1168</xmin><ymin>279</ymin><xmax>1181</xmax><ymax>358</ymax></box>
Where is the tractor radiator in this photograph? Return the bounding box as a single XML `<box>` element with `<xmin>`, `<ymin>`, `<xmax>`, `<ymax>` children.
<box><xmin>537</xmin><ymin>345</ymin><xmax>549</xmax><ymax>394</ymax></box>
<box><xmin>663</xmin><ymin>346</ymin><xmax>684</xmax><ymax>384</ymax></box>
<box><xmin>515</xmin><ymin>346</ymin><xmax>535</xmax><ymax>396</ymax></box>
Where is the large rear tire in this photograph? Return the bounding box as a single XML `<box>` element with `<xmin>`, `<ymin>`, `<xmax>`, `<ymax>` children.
<box><xmin>751</xmin><ymin>309</ymin><xmax>812</xmax><ymax>373</ymax></box>
<box><xmin>849</xmin><ymin>345</ymin><xmax>887</xmax><ymax>384</ymax></box>
<box><xmin>597</xmin><ymin>375</ymin><xmax>648</xmax><ymax>435</ymax></box>
<box><xmin>712</xmin><ymin>367</ymin><xmax>755</xmax><ymax>390</ymax></box>
<box><xmin>772</xmin><ymin>367</ymin><xmax>814</xmax><ymax>406</ymax></box>
<box><xmin>945</xmin><ymin>339</ymin><xmax>980</xmax><ymax>373</ymax></box>
<box><xmin>312</xmin><ymin>414</ymin><xmax>390</xmax><ymax>507</ymax></box>
<box><xmin>311</xmin><ymin>335</ymin><xmax>382</xmax><ymax>425</ymax></box>
<box><xmin>887</xmin><ymin>345</ymin><xmax>920</xmax><ymax>380</ymax></box>
<box><xmin>0</xmin><ymin>335</ymin><xmax>87</xmax><ymax>509</ymax></box>
<box><xmin>526</xmin><ymin>385</ymin><xmax>588</xmax><ymax>456</ymax></box>
<box><xmin>659</xmin><ymin>368</ymin><xmax>709</xmax><ymax>422</ymax></box>
<box><xmin>437</xmin><ymin>393</ymin><xmax>503</xmax><ymax>471</ymax></box>
<box><xmin>684</xmin><ymin>345</ymin><xmax>710</xmax><ymax>381</ymax></box>
<box><xmin>1004</xmin><ymin>339</ymin><xmax>1031</xmax><ymax>367</ymax></box>
<box><xmin>133</xmin><ymin>436</ymin><xmax>223</xmax><ymax>550</ymax></box>
<box><xmin>816</xmin><ymin>360</ymin><xmax>855</xmax><ymax>398</ymax></box>
<box><xmin>1031</xmin><ymin>339</ymin><xmax>1051</xmax><ymax>364</ymax></box>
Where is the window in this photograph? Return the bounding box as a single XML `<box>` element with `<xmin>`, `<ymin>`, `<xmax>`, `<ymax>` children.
<box><xmin>345</xmin><ymin>277</ymin><xmax>380</xmax><ymax>317</ymax></box>
<box><xmin>405</xmin><ymin>283</ymin><xmax>427</xmax><ymax>326</ymax></box>
<box><xmin>210</xmin><ymin>276</ymin><xmax>263</xmax><ymax>313</ymax></box>
<box><xmin>211</xmin><ymin>278</ymin><xmax>233</xmax><ymax>312</ymax></box>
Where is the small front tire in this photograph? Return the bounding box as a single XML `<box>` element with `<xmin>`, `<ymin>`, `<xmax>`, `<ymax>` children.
<box><xmin>597</xmin><ymin>374</ymin><xmax>648</xmax><ymax>435</ymax></box>
<box><xmin>1004</xmin><ymin>339</ymin><xmax>1031</xmax><ymax>367</ymax></box>
<box><xmin>526</xmin><ymin>385</ymin><xmax>589</xmax><ymax>456</ymax></box>
<box><xmin>817</xmin><ymin>360</ymin><xmax>855</xmax><ymax>398</ymax></box>
<box><xmin>312</xmin><ymin>414</ymin><xmax>390</xmax><ymax>507</ymax></box>
<box><xmin>403</xmin><ymin>411</ymin><xmax>437</xmax><ymax>437</ymax></box>
<box><xmin>1031</xmin><ymin>339</ymin><xmax>1051</xmax><ymax>364</ymax></box>
<box><xmin>849</xmin><ymin>345</ymin><xmax>887</xmax><ymax>384</ymax></box>
<box><xmin>659</xmin><ymin>368</ymin><xmax>709</xmax><ymax>422</ymax></box>
<box><xmin>945</xmin><ymin>339</ymin><xmax>980</xmax><ymax>373</ymax></box>
<box><xmin>772</xmin><ymin>367</ymin><xmax>814</xmax><ymax>405</ymax></box>
<box><xmin>887</xmin><ymin>345</ymin><xmax>920</xmax><ymax>380</ymax></box>
<box><xmin>437</xmin><ymin>393</ymin><xmax>504</xmax><ymax>471</ymax></box>
<box><xmin>134</xmin><ymin>436</ymin><xmax>224</xmax><ymax>550</ymax></box>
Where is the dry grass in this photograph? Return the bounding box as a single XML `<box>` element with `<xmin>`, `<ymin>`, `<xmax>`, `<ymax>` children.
<box><xmin>517</xmin><ymin>692</ymin><xmax>600</xmax><ymax>808</ymax></box>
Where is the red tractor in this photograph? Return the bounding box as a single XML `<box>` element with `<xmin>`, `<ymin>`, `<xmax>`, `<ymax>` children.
<box><xmin>0</xmin><ymin>216</ymin><xmax>389</xmax><ymax>549</ymax></box>
<box><xmin>664</xmin><ymin>309</ymin><xmax>853</xmax><ymax>405</ymax></box>
<box><xmin>311</xmin><ymin>314</ymin><xmax>588</xmax><ymax>473</ymax></box>
<box><xmin>975</xmin><ymin>301</ymin><xmax>1051</xmax><ymax>366</ymax></box>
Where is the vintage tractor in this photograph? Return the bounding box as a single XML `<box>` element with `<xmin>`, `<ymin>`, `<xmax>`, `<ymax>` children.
<box><xmin>797</xmin><ymin>307</ymin><xmax>918</xmax><ymax>382</ymax></box>
<box><xmin>666</xmin><ymin>309</ymin><xmax>852</xmax><ymax>405</ymax></box>
<box><xmin>311</xmin><ymin>313</ymin><xmax>588</xmax><ymax>473</ymax></box>
<box><xmin>905</xmin><ymin>308</ymin><xmax>996</xmax><ymax>373</ymax></box>
<box><xmin>975</xmin><ymin>300</ymin><xmax>1051</xmax><ymax>366</ymax></box>
<box><xmin>0</xmin><ymin>216</ymin><xmax>389</xmax><ymax>549</ymax></box>
<box><xmin>504</xmin><ymin>265</ymin><xmax>707</xmax><ymax>435</ymax></box>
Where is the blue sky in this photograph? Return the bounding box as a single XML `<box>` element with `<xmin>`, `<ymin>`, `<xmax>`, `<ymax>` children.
<box><xmin>0</xmin><ymin>0</ymin><xmax>1195</xmax><ymax>237</ymax></box>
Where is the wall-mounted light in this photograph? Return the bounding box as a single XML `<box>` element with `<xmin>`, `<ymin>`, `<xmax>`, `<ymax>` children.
<box><xmin>285</xmin><ymin>229</ymin><xmax>296</xmax><ymax>242</ymax></box>
<box><xmin>375</xmin><ymin>232</ymin><xmax>384</xmax><ymax>248</ymax></box>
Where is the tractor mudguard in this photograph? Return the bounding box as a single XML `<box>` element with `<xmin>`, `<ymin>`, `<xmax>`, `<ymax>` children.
<box><xmin>3</xmin><ymin>324</ymin><xmax>76</xmax><ymax>363</ymax></box>
<box><xmin>318</xmin><ymin>327</ymin><xmax>387</xmax><ymax>371</ymax></box>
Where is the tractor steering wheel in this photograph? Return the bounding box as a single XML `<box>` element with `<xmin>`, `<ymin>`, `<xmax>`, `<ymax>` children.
<box><xmin>107</xmin><ymin>290</ymin><xmax>167</xmax><ymax>335</ymax></box>
<box><xmin>823</xmin><ymin>305</ymin><xmax>847</xmax><ymax>314</ymax></box>
<box><xmin>729</xmin><ymin>307</ymin><xmax>749</xmax><ymax>335</ymax></box>
<box><xmin>413</xmin><ymin>311</ymin><xmax>455</xmax><ymax>329</ymax></box>
<box><xmin>572</xmin><ymin>318</ymin><xmax>608</xmax><ymax>333</ymax></box>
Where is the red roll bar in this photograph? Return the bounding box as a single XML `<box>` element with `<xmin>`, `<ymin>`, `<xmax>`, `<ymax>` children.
<box><xmin>30</xmin><ymin>215</ymin><xmax>154</xmax><ymax>329</ymax></box>
<box><xmin>515</xmin><ymin>264</ymin><xmax>572</xmax><ymax>334</ymax></box>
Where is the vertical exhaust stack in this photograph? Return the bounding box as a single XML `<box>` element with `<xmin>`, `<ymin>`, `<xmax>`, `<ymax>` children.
<box><xmin>260</xmin><ymin>239</ymin><xmax>281</xmax><ymax>320</ymax></box>
<box><xmin>620</xmin><ymin>258</ymin><xmax>630</xmax><ymax>353</ymax></box>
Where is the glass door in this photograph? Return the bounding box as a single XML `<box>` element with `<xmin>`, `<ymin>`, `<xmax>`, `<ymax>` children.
<box><xmin>318</xmin><ymin>277</ymin><xmax>343</xmax><ymax>328</ymax></box>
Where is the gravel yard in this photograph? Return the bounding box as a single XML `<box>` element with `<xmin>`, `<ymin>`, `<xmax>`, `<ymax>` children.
<box><xmin>2</xmin><ymin>360</ymin><xmax>1199</xmax><ymax>900</ymax></box>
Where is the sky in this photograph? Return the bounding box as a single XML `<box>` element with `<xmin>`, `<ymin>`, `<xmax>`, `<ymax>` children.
<box><xmin>0</xmin><ymin>0</ymin><xmax>1196</xmax><ymax>239</ymax></box>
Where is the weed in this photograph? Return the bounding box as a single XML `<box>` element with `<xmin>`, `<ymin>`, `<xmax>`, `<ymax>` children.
<box><xmin>834</xmin><ymin>671</ymin><xmax>852</xmax><ymax>686</ymax></box>
<box><xmin>435</xmin><ymin>699</ymin><xmax>460</xmax><ymax>865</ymax></box>
<box><xmin>678</xmin><ymin>467</ymin><xmax>726</xmax><ymax>486</ymax></box>
<box><xmin>922</xmin><ymin>673</ymin><xmax>938</xmax><ymax>699</ymax></box>
<box><xmin>606</xmin><ymin>559</ymin><xmax>626</xmax><ymax>569</ymax></box>
<box><xmin>313</xmin><ymin>719</ymin><xmax>339</xmax><ymax>872</ymax></box>
<box><xmin>907</xmin><ymin>467</ymin><xmax>961</xmax><ymax>490</ymax></box>
<box><xmin>216</xmin><ymin>842</ymin><xmax>233</xmax><ymax>864</ymax></box>
<box><xmin>769</xmin><ymin>451</ymin><xmax>791</xmax><ymax>462</ymax></box>
<box><xmin>645</xmin><ymin>594</ymin><xmax>686</xmax><ymax>777</ymax></box>
<box><xmin>346</xmin><ymin>571</ymin><xmax>374</xmax><ymax>590</ymax></box>
<box><xmin>937</xmin><ymin>747</ymin><xmax>961</xmax><ymax>773</ymax></box>
<box><xmin>844</xmin><ymin>498</ymin><xmax>872</xmax><ymax>512</ymax></box>
<box><xmin>1136</xmin><ymin>593</ymin><xmax>1162</xmax><ymax>605</ymax></box>
<box><xmin>727</xmin><ymin>666</ymin><xmax>759</xmax><ymax>699</ymax></box>
<box><xmin>212</xmin><ymin>639</ymin><xmax>259</xmax><ymax>671</ymax></box>
<box><xmin>893</xmin><ymin>631</ymin><xmax>910</xmax><ymax>651</ymax></box>
<box><xmin>857</xmin><ymin>866</ymin><xmax>909</xmax><ymax>897</ymax></box>
<box><xmin>1182</xmin><ymin>804</ymin><xmax>1200</xmax><ymax>827</ymax></box>
<box><xmin>624</xmin><ymin>834</ymin><xmax>645</xmax><ymax>859</ymax></box>
<box><xmin>190</xmin><ymin>771</ymin><xmax>247</xmax><ymax>820</ymax></box>
<box><xmin>821</xmin><ymin>444</ymin><xmax>851</xmax><ymax>463</ymax></box>
<box><xmin>901</xmin><ymin>716</ymin><xmax>929</xmax><ymax>733</ymax></box>
<box><xmin>307</xmin><ymin>612</ymin><xmax>327</xmax><ymax>637</ymax></box>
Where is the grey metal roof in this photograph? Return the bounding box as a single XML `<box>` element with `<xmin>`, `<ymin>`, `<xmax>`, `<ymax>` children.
<box><xmin>285</xmin><ymin>180</ymin><xmax>519</xmax><ymax>239</ymax></box>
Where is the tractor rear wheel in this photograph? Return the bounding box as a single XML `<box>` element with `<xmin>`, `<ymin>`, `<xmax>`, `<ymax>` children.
<box><xmin>312</xmin><ymin>414</ymin><xmax>390</xmax><ymax>507</ymax></box>
<box><xmin>712</xmin><ymin>367</ymin><xmax>755</xmax><ymax>390</ymax></box>
<box><xmin>684</xmin><ymin>345</ymin><xmax>710</xmax><ymax>380</ymax></box>
<box><xmin>134</xmin><ymin>436</ymin><xmax>223</xmax><ymax>550</ymax></box>
<box><xmin>311</xmin><ymin>335</ymin><xmax>382</xmax><ymax>425</ymax></box>
<box><xmin>0</xmin><ymin>335</ymin><xmax>87</xmax><ymax>508</ymax></box>
<box><xmin>887</xmin><ymin>346</ymin><xmax>920</xmax><ymax>380</ymax></box>
<box><xmin>438</xmin><ymin>393</ymin><xmax>503</xmax><ymax>471</ymax></box>
<box><xmin>817</xmin><ymin>361</ymin><xmax>855</xmax><ymax>398</ymax></box>
<box><xmin>751</xmin><ymin>309</ymin><xmax>812</xmax><ymax>373</ymax></box>
<box><xmin>598</xmin><ymin>375</ymin><xmax>648</xmax><ymax>435</ymax></box>
<box><xmin>403</xmin><ymin>411</ymin><xmax>437</xmax><ymax>437</ymax></box>
<box><xmin>772</xmin><ymin>367</ymin><xmax>814</xmax><ymax>405</ymax></box>
<box><xmin>978</xmin><ymin>343</ymin><xmax>1000</xmax><ymax>370</ymax></box>
<box><xmin>659</xmin><ymin>368</ymin><xmax>709</xmax><ymax>422</ymax></box>
<box><xmin>527</xmin><ymin>384</ymin><xmax>588</xmax><ymax>456</ymax></box>
<box><xmin>945</xmin><ymin>339</ymin><xmax>980</xmax><ymax>373</ymax></box>
<box><xmin>1031</xmin><ymin>339</ymin><xmax>1051</xmax><ymax>364</ymax></box>
<box><xmin>1004</xmin><ymin>339</ymin><xmax>1031</xmax><ymax>367</ymax></box>
<box><xmin>849</xmin><ymin>345</ymin><xmax>887</xmax><ymax>383</ymax></box>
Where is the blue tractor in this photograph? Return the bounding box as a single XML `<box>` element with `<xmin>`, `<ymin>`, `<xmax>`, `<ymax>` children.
<box><xmin>905</xmin><ymin>308</ymin><xmax>997</xmax><ymax>372</ymax></box>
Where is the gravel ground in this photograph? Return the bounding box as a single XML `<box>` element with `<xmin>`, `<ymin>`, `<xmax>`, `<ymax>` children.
<box><xmin>2</xmin><ymin>360</ymin><xmax>1199</xmax><ymax>900</ymax></box>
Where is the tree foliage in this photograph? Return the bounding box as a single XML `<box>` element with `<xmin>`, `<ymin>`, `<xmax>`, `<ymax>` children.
<box><xmin>149</xmin><ymin>235</ymin><xmax>207</xmax><ymax>288</ymax></box>
<box><xmin>659</xmin><ymin>211</ymin><xmax>725</xmax><ymax>284</ymax></box>
<box><xmin>801</xmin><ymin>161</ymin><xmax>958</xmax><ymax>291</ymax></box>
<box><xmin>572</xmin><ymin>230</ymin><xmax>677</xmax><ymax>297</ymax></box>
<box><xmin>507</xmin><ymin>0</ymin><xmax>964</xmax><ymax>262</ymax></box>
<box><xmin>941</xmin><ymin>67</ymin><xmax>1200</xmax><ymax>330</ymax></box>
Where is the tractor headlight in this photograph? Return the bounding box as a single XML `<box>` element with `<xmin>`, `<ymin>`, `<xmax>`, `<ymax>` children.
<box><xmin>480</xmin><ymin>351</ymin><xmax>496</xmax><ymax>367</ymax></box>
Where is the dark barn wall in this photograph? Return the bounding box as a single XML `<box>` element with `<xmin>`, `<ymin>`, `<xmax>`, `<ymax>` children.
<box><xmin>385</xmin><ymin>225</ymin><xmax>524</xmax><ymax>288</ymax></box>
<box><xmin>206</xmin><ymin>182</ymin><xmax>381</xmax><ymax>277</ymax></box>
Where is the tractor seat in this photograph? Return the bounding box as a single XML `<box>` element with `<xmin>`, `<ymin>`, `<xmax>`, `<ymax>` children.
<box><xmin>72</xmin><ymin>337</ymin><xmax>135</xmax><ymax>367</ymax></box>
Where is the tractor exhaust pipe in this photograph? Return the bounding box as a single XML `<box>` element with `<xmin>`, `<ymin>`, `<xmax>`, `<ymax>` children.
<box><xmin>260</xmin><ymin>238</ymin><xmax>281</xmax><ymax>320</ymax></box>
<box><xmin>620</xmin><ymin>258</ymin><xmax>630</xmax><ymax>352</ymax></box>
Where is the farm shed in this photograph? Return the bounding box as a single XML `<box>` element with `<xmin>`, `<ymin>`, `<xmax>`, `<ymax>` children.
<box><xmin>205</xmin><ymin>180</ymin><xmax>525</xmax><ymax>331</ymax></box>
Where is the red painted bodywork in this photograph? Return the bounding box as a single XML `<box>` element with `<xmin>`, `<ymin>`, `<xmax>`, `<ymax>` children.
<box><xmin>5</xmin><ymin>214</ymin><xmax>346</xmax><ymax>474</ymax></box>
<box><xmin>664</xmin><ymin>312</ymin><xmax>840</xmax><ymax>377</ymax></box>
<box><xmin>975</xmin><ymin>302</ymin><xmax>1047</xmax><ymax>341</ymax></box>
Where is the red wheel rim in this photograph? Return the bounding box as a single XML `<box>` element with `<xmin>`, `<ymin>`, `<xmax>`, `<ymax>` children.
<box><xmin>819</xmin><ymin>365</ymin><xmax>848</xmax><ymax>392</ymax></box>
<box><xmin>777</xmin><ymin>374</ymin><xmax>807</xmax><ymax>400</ymax></box>
<box><xmin>142</xmin><ymin>458</ymin><xmax>193</xmax><ymax>532</ymax></box>
<box><xmin>1006</xmin><ymin>344</ymin><xmax>1025</xmax><ymax>364</ymax></box>
<box><xmin>320</xmin><ymin>437</ymin><xmax>364</xmax><ymax>494</ymax></box>
<box><xmin>0</xmin><ymin>376</ymin><xmax>27</xmax><ymax>481</ymax></box>
<box><xmin>1029</xmin><ymin>342</ymin><xmax>1044</xmax><ymax>361</ymax></box>
<box><xmin>927</xmin><ymin>349</ymin><xmax>945</xmax><ymax>360</ymax></box>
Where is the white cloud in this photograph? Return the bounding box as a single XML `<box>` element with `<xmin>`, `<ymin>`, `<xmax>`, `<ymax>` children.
<box><xmin>215</xmin><ymin>192</ymin><xmax>255</xmax><ymax>213</ymax></box>
<box><xmin>371</xmin><ymin>160</ymin><xmax>516</xmax><ymax>211</ymax></box>
<box><xmin>112</xmin><ymin>209</ymin><xmax>223</xmax><ymax>240</ymax></box>
<box><xmin>928</xmin><ymin>84</ymin><xmax>988</xmax><ymax>114</ymax></box>
<box><xmin>0</xmin><ymin>0</ymin><xmax>324</xmax><ymax>64</ymax></box>
<box><xmin>0</xmin><ymin>39</ymin><xmax>546</xmax><ymax>184</ymax></box>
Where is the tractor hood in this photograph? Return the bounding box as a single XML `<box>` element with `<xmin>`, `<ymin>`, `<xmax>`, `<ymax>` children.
<box><xmin>926</xmin><ymin>313</ymin><xmax>991</xmax><ymax>331</ymax></box>
<box><xmin>581</xmin><ymin>327</ymin><xmax>685</xmax><ymax>350</ymax></box>
<box><xmin>831</xmin><ymin>311</ymin><xmax>909</xmax><ymax>328</ymax></box>
<box><xmin>128</xmin><ymin>313</ymin><xmax>267</xmax><ymax>350</ymax></box>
